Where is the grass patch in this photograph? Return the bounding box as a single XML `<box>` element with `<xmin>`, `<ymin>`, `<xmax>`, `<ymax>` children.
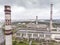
<box><xmin>13</xmin><ymin>39</ymin><xmax>60</xmax><ymax>45</ymax></box>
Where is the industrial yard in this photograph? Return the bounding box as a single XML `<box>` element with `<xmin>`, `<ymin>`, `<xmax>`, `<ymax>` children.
<box><xmin>0</xmin><ymin>0</ymin><xmax>60</xmax><ymax>45</ymax></box>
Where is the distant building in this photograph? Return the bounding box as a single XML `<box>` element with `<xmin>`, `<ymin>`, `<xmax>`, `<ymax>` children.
<box><xmin>0</xmin><ymin>23</ymin><xmax>4</xmax><ymax>45</ymax></box>
<box><xmin>26</xmin><ymin>23</ymin><xmax>48</xmax><ymax>29</ymax></box>
<box><xmin>15</xmin><ymin>29</ymin><xmax>60</xmax><ymax>42</ymax></box>
<box><xmin>51</xmin><ymin>28</ymin><xmax>60</xmax><ymax>42</ymax></box>
<box><xmin>15</xmin><ymin>28</ymin><xmax>51</xmax><ymax>40</ymax></box>
<box><xmin>14</xmin><ymin>21</ymin><xmax>52</xmax><ymax>41</ymax></box>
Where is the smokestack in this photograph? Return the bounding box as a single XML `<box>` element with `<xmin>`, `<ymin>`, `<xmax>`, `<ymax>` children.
<box><xmin>36</xmin><ymin>16</ymin><xmax>38</xmax><ymax>24</ymax></box>
<box><xmin>4</xmin><ymin>5</ymin><xmax>12</xmax><ymax>45</ymax></box>
<box><xmin>50</xmin><ymin>4</ymin><xmax>53</xmax><ymax>31</ymax></box>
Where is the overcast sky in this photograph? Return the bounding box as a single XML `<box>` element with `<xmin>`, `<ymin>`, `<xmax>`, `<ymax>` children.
<box><xmin>0</xmin><ymin>0</ymin><xmax>60</xmax><ymax>20</ymax></box>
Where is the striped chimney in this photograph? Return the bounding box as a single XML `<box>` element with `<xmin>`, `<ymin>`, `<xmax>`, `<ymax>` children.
<box><xmin>50</xmin><ymin>4</ymin><xmax>53</xmax><ymax>31</ymax></box>
<box><xmin>4</xmin><ymin>5</ymin><xmax>12</xmax><ymax>45</ymax></box>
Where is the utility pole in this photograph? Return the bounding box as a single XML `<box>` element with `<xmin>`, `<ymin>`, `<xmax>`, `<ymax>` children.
<box><xmin>4</xmin><ymin>5</ymin><xmax>12</xmax><ymax>45</ymax></box>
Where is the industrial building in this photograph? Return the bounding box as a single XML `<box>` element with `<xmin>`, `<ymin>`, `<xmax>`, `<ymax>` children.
<box><xmin>14</xmin><ymin>4</ymin><xmax>60</xmax><ymax>42</ymax></box>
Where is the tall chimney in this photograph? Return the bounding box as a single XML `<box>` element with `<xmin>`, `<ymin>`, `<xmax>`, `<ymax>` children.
<box><xmin>4</xmin><ymin>5</ymin><xmax>12</xmax><ymax>45</ymax></box>
<box><xmin>36</xmin><ymin>16</ymin><xmax>38</xmax><ymax>24</ymax></box>
<box><xmin>50</xmin><ymin>4</ymin><xmax>53</xmax><ymax>31</ymax></box>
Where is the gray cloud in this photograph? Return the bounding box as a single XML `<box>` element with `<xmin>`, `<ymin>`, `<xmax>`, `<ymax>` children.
<box><xmin>0</xmin><ymin>0</ymin><xmax>52</xmax><ymax>8</ymax></box>
<box><xmin>0</xmin><ymin>0</ymin><xmax>14</xmax><ymax>5</ymax></box>
<box><xmin>0</xmin><ymin>0</ymin><xmax>60</xmax><ymax>8</ymax></box>
<box><xmin>0</xmin><ymin>0</ymin><xmax>60</xmax><ymax>20</ymax></box>
<box><xmin>0</xmin><ymin>0</ymin><xmax>60</xmax><ymax>9</ymax></box>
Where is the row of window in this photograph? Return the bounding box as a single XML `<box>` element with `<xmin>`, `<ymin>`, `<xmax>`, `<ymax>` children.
<box><xmin>16</xmin><ymin>33</ymin><xmax>50</xmax><ymax>38</ymax></box>
<box><xmin>5</xmin><ymin>20</ymin><xmax>11</xmax><ymax>25</ymax></box>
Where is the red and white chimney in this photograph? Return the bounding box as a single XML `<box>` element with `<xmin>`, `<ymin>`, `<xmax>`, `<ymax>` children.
<box><xmin>4</xmin><ymin>5</ymin><xmax>12</xmax><ymax>45</ymax></box>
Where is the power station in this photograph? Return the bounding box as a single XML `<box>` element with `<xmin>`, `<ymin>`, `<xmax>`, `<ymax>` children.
<box><xmin>4</xmin><ymin>5</ymin><xmax>12</xmax><ymax>45</ymax></box>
